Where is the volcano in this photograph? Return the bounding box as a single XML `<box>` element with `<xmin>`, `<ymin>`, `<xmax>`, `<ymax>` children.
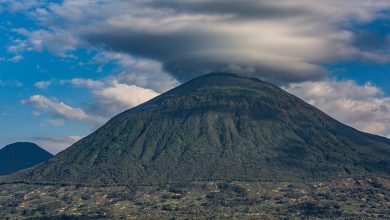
<box><xmin>6</xmin><ymin>73</ymin><xmax>390</xmax><ymax>185</ymax></box>
<box><xmin>0</xmin><ymin>142</ymin><xmax>52</xmax><ymax>176</ymax></box>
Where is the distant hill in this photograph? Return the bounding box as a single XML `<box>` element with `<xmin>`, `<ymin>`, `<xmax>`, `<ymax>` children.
<box><xmin>4</xmin><ymin>73</ymin><xmax>390</xmax><ymax>185</ymax></box>
<box><xmin>0</xmin><ymin>142</ymin><xmax>53</xmax><ymax>175</ymax></box>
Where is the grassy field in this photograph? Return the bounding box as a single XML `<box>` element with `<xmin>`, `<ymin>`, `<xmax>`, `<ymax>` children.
<box><xmin>1</xmin><ymin>175</ymin><xmax>389</xmax><ymax>219</ymax></box>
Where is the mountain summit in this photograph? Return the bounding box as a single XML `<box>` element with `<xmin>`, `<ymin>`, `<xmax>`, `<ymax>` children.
<box><xmin>7</xmin><ymin>73</ymin><xmax>390</xmax><ymax>185</ymax></box>
<box><xmin>0</xmin><ymin>142</ymin><xmax>53</xmax><ymax>175</ymax></box>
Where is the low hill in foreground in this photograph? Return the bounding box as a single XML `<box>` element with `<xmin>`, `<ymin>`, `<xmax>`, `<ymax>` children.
<box><xmin>0</xmin><ymin>142</ymin><xmax>52</xmax><ymax>176</ymax></box>
<box><xmin>3</xmin><ymin>73</ymin><xmax>390</xmax><ymax>185</ymax></box>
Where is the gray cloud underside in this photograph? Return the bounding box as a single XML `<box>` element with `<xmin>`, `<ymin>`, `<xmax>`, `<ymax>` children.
<box><xmin>147</xmin><ymin>0</ymin><xmax>308</xmax><ymax>19</ymax></box>
<box><xmin>79</xmin><ymin>1</ymin><xmax>332</xmax><ymax>83</ymax></box>
<box><xmin>85</xmin><ymin>30</ymin><xmax>327</xmax><ymax>83</ymax></box>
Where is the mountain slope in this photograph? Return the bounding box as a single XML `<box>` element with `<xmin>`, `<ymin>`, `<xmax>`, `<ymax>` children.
<box><xmin>6</xmin><ymin>73</ymin><xmax>390</xmax><ymax>185</ymax></box>
<box><xmin>0</xmin><ymin>142</ymin><xmax>53</xmax><ymax>175</ymax></box>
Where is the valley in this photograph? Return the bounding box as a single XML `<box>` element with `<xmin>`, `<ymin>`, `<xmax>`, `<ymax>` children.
<box><xmin>1</xmin><ymin>175</ymin><xmax>389</xmax><ymax>219</ymax></box>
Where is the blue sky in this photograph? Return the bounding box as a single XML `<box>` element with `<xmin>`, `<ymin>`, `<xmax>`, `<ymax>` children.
<box><xmin>1</xmin><ymin>0</ymin><xmax>390</xmax><ymax>154</ymax></box>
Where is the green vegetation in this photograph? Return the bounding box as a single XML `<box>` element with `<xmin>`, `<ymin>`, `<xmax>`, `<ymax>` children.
<box><xmin>2</xmin><ymin>73</ymin><xmax>389</xmax><ymax>186</ymax></box>
<box><xmin>0</xmin><ymin>176</ymin><xmax>388</xmax><ymax>219</ymax></box>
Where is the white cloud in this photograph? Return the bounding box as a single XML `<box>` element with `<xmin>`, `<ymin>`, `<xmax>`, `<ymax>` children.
<box><xmin>32</xmin><ymin>111</ymin><xmax>41</xmax><ymax>116</ymax></box>
<box><xmin>92</xmin><ymin>51</ymin><xmax>135</xmax><ymax>67</ymax></box>
<box><xmin>0</xmin><ymin>80</ymin><xmax>23</xmax><ymax>87</ymax></box>
<box><xmin>35</xmin><ymin>78</ymin><xmax>103</xmax><ymax>89</ymax></box>
<box><xmin>61</xmin><ymin>78</ymin><xmax>104</xmax><ymax>88</ymax></box>
<box><xmin>34</xmin><ymin>80</ymin><xmax>53</xmax><ymax>89</ymax></box>
<box><xmin>0</xmin><ymin>0</ymin><xmax>45</xmax><ymax>12</ymax></box>
<box><xmin>8</xmin><ymin>55</ymin><xmax>23</xmax><ymax>62</ymax></box>
<box><xmin>93</xmin><ymin>80</ymin><xmax>159</xmax><ymax>115</ymax></box>
<box><xmin>11</xmin><ymin>28</ymin><xmax>79</xmax><ymax>57</ymax></box>
<box><xmin>7</xmin><ymin>38</ymin><xmax>27</xmax><ymax>54</ymax></box>
<box><xmin>45</xmin><ymin>118</ymin><xmax>65</xmax><ymax>126</ymax></box>
<box><xmin>27</xmin><ymin>78</ymin><xmax>159</xmax><ymax>129</ymax></box>
<box><xmin>285</xmin><ymin>80</ymin><xmax>390</xmax><ymax>137</ymax></box>
<box><xmin>22</xmin><ymin>95</ymin><xmax>88</xmax><ymax>121</ymax></box>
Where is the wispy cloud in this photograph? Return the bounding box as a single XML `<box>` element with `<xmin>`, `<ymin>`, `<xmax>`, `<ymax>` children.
<box><xmin>0</xmin><ymin>0</ymin><xmax>46</xmax><ymax>12</ymax></box>
<box><xmin>35</xmin><ymin>78</ymin><xmax>103</xmax><ymax>89</ymax></box>
<box><xmin>62</xmin><ymin>78</ymin><xmax>104</xmax><ymax>88</ymax></box>
<box><xmin>0</xmin><ymin>79</ymin><xmax>23</xmax><ymax>87</ymax></box>
<box><xmin>34</xmin><ymin>80</ymin><xmax>54</xmax><ymax>89</ymax></box>
<box><xmin>8</xmin><ymin>55</ymin><xmax>23</xmax><ymax>62</ymax></box>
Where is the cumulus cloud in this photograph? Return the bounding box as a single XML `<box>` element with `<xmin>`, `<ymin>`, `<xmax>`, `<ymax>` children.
<box><xmin>4</xmin><ymin>0</ymin><xmax>390</xmax><ymax>83</ymax></box>
<box><xmin>285</xmin><ymin>80</ymin><xmax>390</xmax><ymax>136</ymax></box>
<box><xmin>22</xmin><ymin>95</ymin><xmax>88</xmax><ymax>121</ymax></box>
<box><xmin>30</xmin><ymin>76</ymin><xmax>161</xmax><ymax>128</ymax></box>
<box><xmin>93</xmin><ymin>80</ymin><xmax>160</xmax><ymax>116</ymax></box>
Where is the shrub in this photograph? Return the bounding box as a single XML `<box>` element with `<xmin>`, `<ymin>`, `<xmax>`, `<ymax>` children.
<box><xmin>81</xmin><ymin>193</ymin><xmax>91</xmax><ymax>200</ymax></box>
<box><xmin>231</xmin><ymin>185</ymin><xmax>247</xmax><ymax>196</ymax></box>
<box><xmin>217</xmin><ymin>181</ymin><xmax>230</xmax><ymax>190</ymax></box>
<box><xmin>169</xmin><ymin>186</ymin><xmax>186</xmax><ymax>195</ymax></box>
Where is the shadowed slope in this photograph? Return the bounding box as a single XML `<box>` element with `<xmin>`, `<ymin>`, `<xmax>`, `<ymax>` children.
<box><xmin>0</xmin><ymin>142</ymin><xmax>52</xmax><ymax>176</ymax></box>
<box><xmin>5</xmin><ymin>73</ymin><xmax>390</xmax><ymax>185</ymax></box>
